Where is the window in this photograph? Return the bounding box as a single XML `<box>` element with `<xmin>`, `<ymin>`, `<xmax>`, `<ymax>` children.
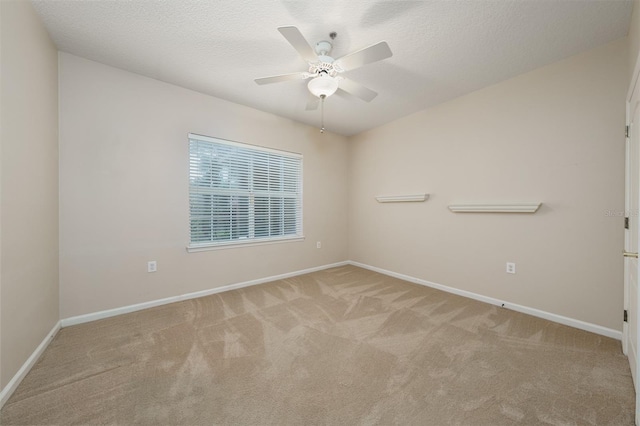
<box><xmin>188</xmin><ymin>133</ymin><xmax>303</xmax><ymax>250</ymax></box>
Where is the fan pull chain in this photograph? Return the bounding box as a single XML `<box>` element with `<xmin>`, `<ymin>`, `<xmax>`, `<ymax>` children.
<box><xmin>320</xmin><ymin>94</ymin><xmax>326</xmax><ymax>133</ymax></box>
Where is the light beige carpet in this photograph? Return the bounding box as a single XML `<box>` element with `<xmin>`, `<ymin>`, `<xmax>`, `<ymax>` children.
<box><xmin>1</xmin><ymin>265</ymin><xmax>634</xmax><ymax>425</ymax></box>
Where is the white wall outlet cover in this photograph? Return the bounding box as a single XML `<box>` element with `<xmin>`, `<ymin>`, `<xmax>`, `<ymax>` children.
<box><xmin>148</xmin><ymin>261</ymin><xmax>157</xmax><ymax>273</ymax></box>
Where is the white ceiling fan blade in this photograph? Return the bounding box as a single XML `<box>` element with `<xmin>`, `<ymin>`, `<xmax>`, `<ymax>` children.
<box><xmin>255</xmin><ymin>72</ymin><xmax>309</xmax><ymax>85</ymax></box>
<box><xmin>277</xmin><ymin>26</ymin><xmax>318</xmax><ymax>63</ymax></box>
<box><xmin>306</xmin><ymin>97</ymin><xmax>320</xmax><ymax>111</ymax></box>
<box><xmin>333</xmin><ymin>41</ymin><xmax>392</xmax><ymax>72</ymax></box>
<box><xmin>339</xmin><ymin>78</ymin><xmax>378</xmax><ymax>102</ymax></box>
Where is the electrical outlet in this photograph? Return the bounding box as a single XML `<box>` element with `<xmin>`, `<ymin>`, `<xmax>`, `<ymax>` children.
<box><xmin>506</xmin><ymin>262</ymin><xmax>516</xmax><ymax>274</ymax></box>
<box><xmin>316</xmin><ymin>241</ymin><xmax>322</xmax><ymax>249</ymax></box>
<box><xmin>148</xmin><ymin>261</ymin><xmax>157</xmax><ymax>273</ymax></box>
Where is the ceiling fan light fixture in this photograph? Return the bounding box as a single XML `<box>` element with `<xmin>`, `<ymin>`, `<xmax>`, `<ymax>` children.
<box><xmin>307</xmin><ymin>75</ymin><xmax>339</xmax><ymax>98</ymax></box>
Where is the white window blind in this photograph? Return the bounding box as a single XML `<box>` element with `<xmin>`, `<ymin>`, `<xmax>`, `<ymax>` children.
<box><xmin>188</xmin><ymin>134</ymin><xmax>303</xmax><ymax>250</ymax></box>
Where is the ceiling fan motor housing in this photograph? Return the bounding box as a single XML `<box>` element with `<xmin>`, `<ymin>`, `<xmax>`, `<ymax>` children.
<box><xmin>315</xmin><ymin>40</ymin><xmax>332</xmax><ymax>55</ymax></box>
<box><xmin>309</xmin><ymin>57</ymin><xmax>337</xmax><ymax>77</ymax></box>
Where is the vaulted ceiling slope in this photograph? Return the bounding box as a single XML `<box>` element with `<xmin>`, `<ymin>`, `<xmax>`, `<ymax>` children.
<box><xmin>32</xmin><ymin>0</ymin><xmax>633</xmax><ymax>136</ymax></box>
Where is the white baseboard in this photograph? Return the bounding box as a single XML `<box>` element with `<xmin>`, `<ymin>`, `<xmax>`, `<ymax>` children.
<box><xmin>61</xmin><ymin>259</ymin><xmax>621</xmax><ymax>340</ymax></box>
<box><xmin>61</xmin><ymin>261</ymin><xmax>349</xmax><ymax>327</ymax></box>
<box><xmin>0</xmin><ymin>320</ymin><xmax>61</xmax><ymax>409</ymax></box>
<box><xmin>348</xmin><ymin>261</ymin><xmax>622</xmax><ymax>340</ymax></box>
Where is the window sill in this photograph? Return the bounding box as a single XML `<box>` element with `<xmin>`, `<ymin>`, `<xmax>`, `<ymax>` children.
<box><xmin>187</xmin><ymin>236</ymin><xmax>305</xmax><ymax>252</ymax></box>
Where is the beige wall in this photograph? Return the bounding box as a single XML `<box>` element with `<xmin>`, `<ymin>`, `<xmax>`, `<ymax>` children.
<box><xmin>629</xmin><ymin>0</ymin><xmax>640</xmax><ymax>84</ymax></box>
<box><xmin>348</xmin><ymin>38</ymin><xmax>628</xmax><ymax>331</ymax></box>
<box><xmin>59</xmin><ymin>53</ymin><xmax>349</xmax><ymax>319</ymax></box>
<box><xmin>0</xmin><ymin>1</ymin><xmax>59</xmax><ymax>389</ymax></box>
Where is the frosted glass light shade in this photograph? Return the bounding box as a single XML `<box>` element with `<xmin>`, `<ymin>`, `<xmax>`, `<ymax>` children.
<box><xmin>308</xmin><ymin>75</ymin><xmax>339</xmax><ymax>98</ymax></box>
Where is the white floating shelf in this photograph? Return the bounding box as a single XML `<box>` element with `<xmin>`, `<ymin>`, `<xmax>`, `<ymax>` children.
<box><xmin>448</xmin><ymin>203</ymin><xmax>542</xmax><ymax>213</ymax></box>
<box><xmin>376</xmin><ymin>194</ymin><xmax>429</xmax><ymax>203</ymax></box>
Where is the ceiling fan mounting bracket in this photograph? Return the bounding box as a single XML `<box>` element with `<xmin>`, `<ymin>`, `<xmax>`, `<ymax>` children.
<box><xmin>315</xmin><ymin>40</ymin><xmax>333</xmax><ymax>56</ymax></box>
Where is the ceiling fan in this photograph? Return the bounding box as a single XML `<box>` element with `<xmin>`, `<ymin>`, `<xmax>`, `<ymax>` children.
<box><xmin>255</xmin><ymin>26</ymin><xmax>393</xmax><ymax>125</ymax></box>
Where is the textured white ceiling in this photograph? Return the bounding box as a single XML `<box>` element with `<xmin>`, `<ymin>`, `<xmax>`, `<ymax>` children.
<box><xmin>32</xmin><ymin>0</ymin><xmax>633</xmax><ymax>136</ymax></box>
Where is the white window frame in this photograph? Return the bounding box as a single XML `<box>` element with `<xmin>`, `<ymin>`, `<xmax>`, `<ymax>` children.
<box><xmin>187</xmin><ymin>133</ymin><xmax>304</xmax><ymax>252</ymax></box>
